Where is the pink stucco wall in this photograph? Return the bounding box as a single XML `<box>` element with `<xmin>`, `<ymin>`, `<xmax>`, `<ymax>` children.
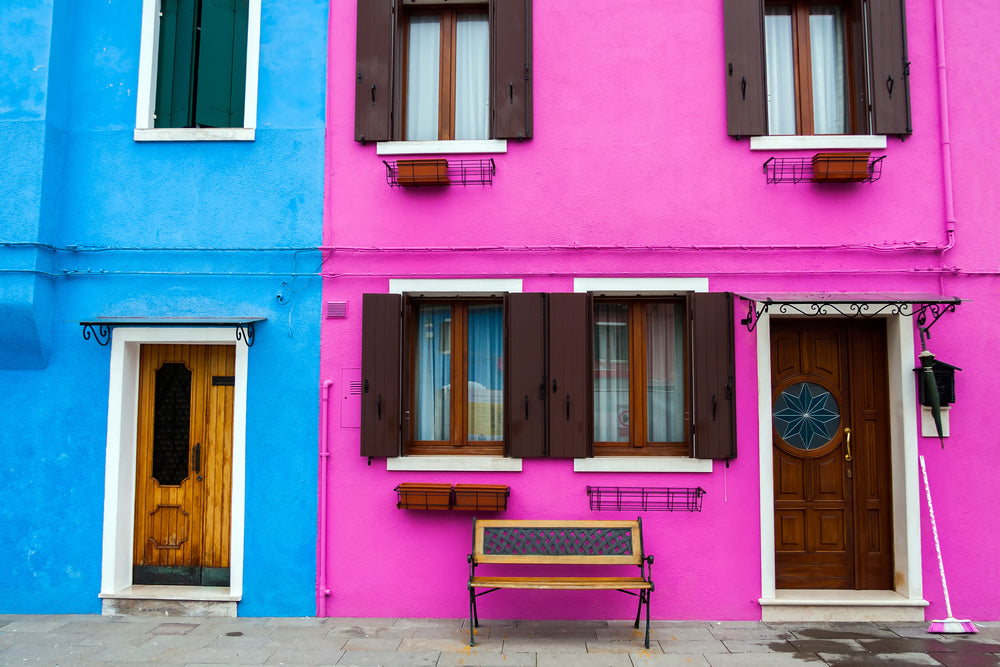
<box><xmin>320</xmin><ymin>0</ymin><xmax>1000</xmax><ymax>621</ymax></box>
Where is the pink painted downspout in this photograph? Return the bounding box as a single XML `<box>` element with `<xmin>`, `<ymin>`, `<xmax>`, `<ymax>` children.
<box><xmin>318</xmin><ymin>380</ymin><xmax>333</xmax><ymax>615</ymax></box>
<box><xmin>934</xmin><ymin>0</ymin><xmax>957</xmax><ymax>285</ymax></box>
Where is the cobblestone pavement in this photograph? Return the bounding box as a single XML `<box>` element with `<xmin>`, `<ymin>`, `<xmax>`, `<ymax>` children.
<box><xmin>1</xmin><ymin>615</ymin><xmax>998</xmax><ymax>666</ymax></box>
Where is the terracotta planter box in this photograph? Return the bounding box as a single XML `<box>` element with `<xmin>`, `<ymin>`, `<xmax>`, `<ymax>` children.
<box><xmin>396</xmin><ymin>159</ymin><xmax>450</xmax><ymax>186</ymax></box>
<box><xmin>452</xmin><ymin>484</ymin><xmax>509</xmax><ymax>512</ymax></box>
<box><xmin>811</xmin><ymin>152</ymin><xmax>871</xmax><ymax>182</ymax></box>
<box><xmin>395</xmin><ymin>483</ymin><xmax>452</xmax><ymax>510</ymax></box>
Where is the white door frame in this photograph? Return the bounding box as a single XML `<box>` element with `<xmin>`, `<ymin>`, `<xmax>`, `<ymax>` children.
<box><xmin>100</xmin><ymin>327</ymin><xmax>247</xmax><ymax>600</ymax></box>
<box><xmin>757</xmin><ymin>311</ymin><xmax>923</xmax><ymax>605</ymax></box>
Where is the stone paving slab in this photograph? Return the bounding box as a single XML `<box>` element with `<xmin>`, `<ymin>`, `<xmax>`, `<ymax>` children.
<box><xmin>656</xmin><ymin>638</ymin><xmax>729</xmax><ymax>654</ymax></box>
<box><xmin>2</xmin><ymin>614</ymin><xmax>1000</xmax><ymax>665</ymax></box>
<box><xmin>631</xmin><ymin>654</ymin><xmax>712</xmax><ymax>666</ymax></box>
<box><xmin>705</xmin><ymin>652</ymin><xmax>824</xmax><ymax>665</ymax></box>
<box><xmin>928</xmin><ymin>653</ymin><xmax>1000</xmax><ymax>667</ymax></box>
<box><xmin>334</xmin><ymin>649</ymin><xmax>440</xmax><ymax>666</ymax></box>
<box><xmin>819</xmin><ymin>651</ymin><xmax>944</xmax><ymax>665</ymax></box>
<box><xmin>436</xmin><ymin>649</ymin><xmax>538</xmax><ymax>666</ymax></box>
<box><xmin>536</xmin><ymin>653</ymin><xmax>634</xmax><ymax>666</ymax></box>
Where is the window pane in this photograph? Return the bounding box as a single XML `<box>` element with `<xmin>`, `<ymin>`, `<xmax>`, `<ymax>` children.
<box><xmin>406</xmin><ymin>15</ymin><xmax>440</xmax><ymax>141</ymax></box>
<box><xmin>594</xmin><ymin>303</ymin><xmax>629</xmax><ymax>442</ymax></box>
<box><xmin>765</xmin><ymin>7</ymin><xmax>796</xmax><ymax>135</ymax></box>
<box><xmin>809</xmin><ymin>6</ymin><xmax>847</xmax><ymax>134</ymax></box>
<box><xmin>455</xmin><ymin>14</ymin><xmax>489</xmax><ymax>140</ymax></box>
<box><xmin>415</xmin><ymin>304</ymin><xmax>451</xmax><ymax>440</ymax></box>
<box><xmin>467</xmin><ymin>304</ymin><xmax>503</xmax><ymax>441</ymax></box>
<box><xmin>645</xmin><ymin>303</ymin><xmax>685</xmax><ymax>443</ymax></box>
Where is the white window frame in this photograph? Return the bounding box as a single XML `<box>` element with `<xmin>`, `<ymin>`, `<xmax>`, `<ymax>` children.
<box><xmin>134</xmin><ymin>0</ymin><xmax>261</xmax><ymax>142</ymax></box>
<box><xmin>385</xmin><ymin>278</ymin><xmax>523</xmax><ymax>472</ymax></box>
<box><xmin>99</xmin><ymin>327</ymin><xmax>247</xmax><ymax>604</ymax></box>
<box><xmin>572</xmin><ymin>277</ymin><xmax>714</xmax><ymax>474</ymax></box>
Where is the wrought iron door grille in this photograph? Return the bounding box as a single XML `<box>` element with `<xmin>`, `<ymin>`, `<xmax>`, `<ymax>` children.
<box><xmin>587</xmin><ymin>486</ymin><xmax>706</xmax><ymax>512</ymax></box>
<box><xmin>482</xmin><ymin>527</ymin><xmax>633</xmax><ymax>556</ymax></box>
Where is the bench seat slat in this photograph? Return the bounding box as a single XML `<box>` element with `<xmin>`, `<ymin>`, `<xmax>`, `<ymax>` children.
<box><xmin>471</xmin><ymin>576</ymin><xmax>651</xmax><ymax>590</ymax></box>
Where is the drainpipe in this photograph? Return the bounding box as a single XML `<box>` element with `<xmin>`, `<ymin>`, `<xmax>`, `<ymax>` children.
<box><xmin>934</xmin><ymin>0</ymin><xmax>957</xmax><ymax>290</ymax></box>
<box><xmin>318</xmin><ymin>380</ymin><xmax>333</xmax><ymax>615</ymax></box>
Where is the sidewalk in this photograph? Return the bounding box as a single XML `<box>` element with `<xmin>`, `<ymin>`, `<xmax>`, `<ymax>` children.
<box><xmin>1</xmin><ymin>614</ymin><xmax>998</xmax><ymax>666</ymax></box>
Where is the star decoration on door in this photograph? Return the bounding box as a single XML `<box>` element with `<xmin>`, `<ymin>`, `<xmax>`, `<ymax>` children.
<box><xmin>773</xmin><ymin>382</ymin><xmax>840</xmax><ymax>450</ymax></box>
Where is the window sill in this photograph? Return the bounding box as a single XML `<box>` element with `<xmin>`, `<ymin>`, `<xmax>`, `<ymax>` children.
<box><xmin>134</xmin><ymin>128</ymin><xmax>255</xmax><ymax>142</ymax></box>
<box><xmin>386</xmin><ymin>456</ymin><xmax>522</xmax><ymax>472</ymax></box>
<box><xmin>750</xmin><ymin>135</ymin><xmax>886</xmax><ymax>151</ymax></box>
<box><xmin>573</xmin><ymin>457</ymin><xmax>713</xmax><ymax>473</ymax></box>
<box><xmin>376</xmin><ymin>140</ymin><xmax>507</xmax><ymax>156</ymax></box>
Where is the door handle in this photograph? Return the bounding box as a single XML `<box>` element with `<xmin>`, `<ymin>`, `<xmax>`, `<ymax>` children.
<box><xmin>192</xmin><ymin>442</ymin><xmax>201</xmax><ymax>475</ymax></box>
<box><xmin>843</xmin><ymin>428</ymin><xmax>852</xmax><ymax>462</ymax></box>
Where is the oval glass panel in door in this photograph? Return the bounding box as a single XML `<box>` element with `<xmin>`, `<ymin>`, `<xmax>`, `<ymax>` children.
<box><xmin>772</xmin><ymin>381</ymin><xmax>840</xmax><ymax>450</ymax></box>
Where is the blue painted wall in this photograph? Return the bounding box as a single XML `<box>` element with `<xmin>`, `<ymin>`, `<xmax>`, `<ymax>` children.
<box><xmin>0</xmin><ymin>0</ymin><xmax>327</xmax><ymax>615</ymax></box>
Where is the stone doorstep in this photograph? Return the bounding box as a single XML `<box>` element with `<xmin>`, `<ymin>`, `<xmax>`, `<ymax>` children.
<box><xmin>760</xmin><ymin>590</ymin><xmax>928</xmax><ymax>623</ymax></box>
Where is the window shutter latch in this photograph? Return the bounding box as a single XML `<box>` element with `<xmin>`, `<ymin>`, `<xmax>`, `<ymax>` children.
<box><xmin>886</xmin><ymin>75</ymin><xmax>894</xmax><ymax>99</ymax></box>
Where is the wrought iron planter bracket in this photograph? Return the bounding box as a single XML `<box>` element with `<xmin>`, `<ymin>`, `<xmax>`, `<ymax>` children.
<box><xmin>739</xmin><ymin>296</ymin><xmax>960</xmax><ymax>336</ymax></box>
<box><xmin>80</xmin><ymin>318</ymin><xmax>263</xmax><ymax>347</ymax></box>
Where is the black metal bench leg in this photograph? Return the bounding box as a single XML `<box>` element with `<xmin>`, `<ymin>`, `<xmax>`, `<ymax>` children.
<box><xmin>469</xmin><ymin>591</ymin><xmax>476</xmax><ymax>647</ymax></box>
<box><xmin>644</xmin><ymin>589</ymin><xmax>651</xmax><ymax>649</ymax></box>
<box><xmin>634</xmin><ymin>591</ymin><xmax>642</xmax><ymax>629</ymax></box>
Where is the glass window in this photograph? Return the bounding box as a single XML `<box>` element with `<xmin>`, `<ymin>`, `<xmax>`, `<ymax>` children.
<box><xmin>764</xmin><ymin>1</ymin><xmax>850</xmax><ymax>135</ymax></box>
<box><xmin>409</xmin><ymin>300</ymin><xmax>503</xmax><ymax>455</ymax></box>
<box><xmin>593</xmin><ymin>300</ymin><xmax>687</xmax><ymax>456</ymax></box>
<box><xmin>404</xmin><ymin>9</ymin><xmax>489</xmax><ymax>141</ymax></box>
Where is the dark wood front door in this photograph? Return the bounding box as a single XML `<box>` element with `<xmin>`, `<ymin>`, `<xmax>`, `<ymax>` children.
<box><xmin>771</xmin><ymin>319</ymin><xmax>893</xmax><ymax>590</ymax></box>
<box><xmin>133</xmin><ymin>344</ymin><xmax>235</xmax><ymax>586</ymax></box>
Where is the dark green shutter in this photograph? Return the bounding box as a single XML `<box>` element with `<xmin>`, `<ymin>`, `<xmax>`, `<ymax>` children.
<box><xmin>195</xmin><ymin>0</ymin><xmax>249</xmax><ymax>128</ymax></box>
<box><xmin>867</xmin><ymin>0</ymin><xmax>911</xmax><ymax>136</ymax></box>
<box><xmin>723</xmin><ymin>0</ymin><xmax>766</xmax><ymax>138</ymax></box>
<box><xmin>690</xmin><ymin>293</ymin><xmax>737</xmax><ymax>460</ymax></box>
<box><xmin>490</xmin><ymin>0</ymin><xmax>532</xmax><ymax>139</ymax></box>
<box><xmin>355</xmin><ymin>0</ymin><xmax>395</xmax><ymax>142</ymax></box>
<box><xmin>360</xmin><ymin>294</ymin><xmax>402</xmax><ymax>458</ymax></box>
<box><xmin>155</xmin><ymin>0</ymin><xmax>198</xmax><ymax>128</ymax></box>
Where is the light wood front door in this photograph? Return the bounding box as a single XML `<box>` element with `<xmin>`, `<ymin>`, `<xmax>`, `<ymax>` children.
<box><xmin>133</xmin><ymin>344</ymin><xmax>235</xmax><ymax>586</ymax></box>
<box><xmin>771</xmin><ymin>320</ymin><xmax>893</xmax><ymax>590</ymax></box>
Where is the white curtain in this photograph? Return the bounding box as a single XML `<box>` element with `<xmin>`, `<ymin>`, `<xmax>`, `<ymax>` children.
<box><xmin>645</xmin><ymin>303</ymin><xmax>684</xmax><ymax>443</ymax></box>
<box><xmin>809</xmin><ymin>6</ymin><xmax>847</xmax><ymax>134</ymax></box>
<box><xmin>455</xmin><ymin>14</ymin><xmax>489</xmax><ymax>140</ymax></box>
<box><xmin>406</xmin><ymin>15</ymin><xmax>440</xmax><ymax>141</ymax></box>
<box><xmin>466</xmin><ymin>304</ymin><xmax>503</xmax><ymax>441</ymax></box>
<box><xmin>765</xmin><ymin>7</ymin><xmax>796</xmax><ymax>135</ymax></box>
<box><xmin>415</xmin><ymin>305</ymin><xmax>450</xmax><ymax>440</ymax></box>
<box><xmin>593</xmin><ymin>304</ymin><xmax>629</xmax><ymax>442</ymax></box>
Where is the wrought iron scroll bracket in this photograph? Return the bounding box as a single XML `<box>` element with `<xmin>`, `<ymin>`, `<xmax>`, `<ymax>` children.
<box><xmin>81</xmin><ymin>323</ymin><xmax>112</xmax><ymax>346</ymax></box>
<box><xmin>740</xmin><ymin>297</ymin><xmax>959</xmax><ymax>335</ymax></box>
<box><xmin>915</xmin><ymin>301</ymin><xmax>957</xmax><ymax>348</ymax></box>
<box><xmin>235</xmin><ymin>321</ymin><xmax>255</xmax><ymax>348</ymax></box>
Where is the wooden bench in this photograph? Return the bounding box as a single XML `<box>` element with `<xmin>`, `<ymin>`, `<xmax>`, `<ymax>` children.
<box><xmin>467</xmin><ymin>518</ymin><xmax>654</xmax><ymax>647</ymax></box>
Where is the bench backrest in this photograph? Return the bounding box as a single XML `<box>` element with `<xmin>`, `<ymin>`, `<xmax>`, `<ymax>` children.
<box><xmin>472</xmin><ymin>519</ymin><xmax>644</xmax><ymax>565</ymax></box>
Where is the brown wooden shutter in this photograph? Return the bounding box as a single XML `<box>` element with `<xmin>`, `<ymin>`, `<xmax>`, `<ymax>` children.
<box><xmin>867</xmin><ymin>0</ymin><xmax>911</xmax><ymax>136</ymax></box>
<box><xmin>690</xmin><ymin>292</ymin><xmax>737</xmax><ymax>460</ymax></box>
<box><xmin>547</xmin><ymin>293</ymin><xmax>591</xmax><ymax>458</ymax></box>
<box><xmin>360</xmin><ymin>293</ymin><xmax>401</xmax><ymax>457</ymax></box>
<box><xmin>723</xmin><ymin>0</ymin><xmax>766</xmax><ymax>138</ymax></box>
<box><xmin>848</xmin><ymin>0</ymin><xmax>871</xmax><ymax>134</ymax></box>
<box><xmin>505</xmin><ymin>293</ymin><xmax>546</xmax><ymax>457</ymax></box>
<box><xmin>491</xmin><ymin>0</ymin><xmax>532</xmax><ymax>140</ymax></box>
<box><xmin>355</xmin><ymin>0</ymin><xmax>394</xmax><ymax>143</ymax></box>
